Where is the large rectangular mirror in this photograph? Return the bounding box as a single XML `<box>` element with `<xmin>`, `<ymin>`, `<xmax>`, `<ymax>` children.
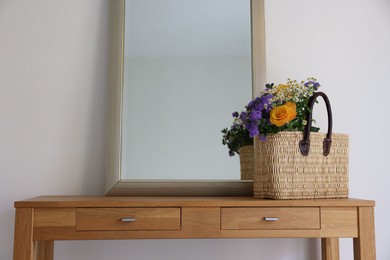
<box><xmin>105</xmin><ymin>0</ymin><xmax>266</xmax><ymax>195</ymax></box>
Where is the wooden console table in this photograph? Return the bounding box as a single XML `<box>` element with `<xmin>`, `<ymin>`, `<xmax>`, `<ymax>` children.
<box><xmin>13</xmin><ymin>196</ymin><xmax>375</xmax><ymax>260</ymax></box>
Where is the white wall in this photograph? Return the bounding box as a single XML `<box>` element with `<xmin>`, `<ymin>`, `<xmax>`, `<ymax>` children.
<box><xmin>0</xmin><ymin>0</ymin><xmax>109</xmax><ymax>259</ymax></box>
<box><xmin>0</xmin><ymin>0</ymin><xmax>389</xmax><ymax>260</ymax></box>
<box><xmin>265</xmin><ymin>0</ymin><xmax>390</xmax><ymax>259</ymax></box>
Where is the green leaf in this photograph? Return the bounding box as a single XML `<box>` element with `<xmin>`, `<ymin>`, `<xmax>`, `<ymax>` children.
<box><xmin>310</xmin><ymin>126</ymin><xmax>320</xmax><ymax>132</ymax></box>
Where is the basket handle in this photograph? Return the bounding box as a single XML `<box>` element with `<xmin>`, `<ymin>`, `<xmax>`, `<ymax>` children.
<box><xmin>299</xmin><ymin>92</ymin><xmax>333</xmax><ymax>156</ymax></box>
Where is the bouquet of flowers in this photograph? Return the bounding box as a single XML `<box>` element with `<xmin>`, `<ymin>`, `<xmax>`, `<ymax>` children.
<box><xmin>241</xmin><ymin>77</ymin><xmax>321</xmax><ymax>140</ymax></box>
<box><xmin>222</xmin><ymin>112</ymin><xmax>253</xmax><ymax>156</ymax></box>
<box><xmin>222</xmin><ymin>77</ymin><xmax>321</xmax><ymax>156</ymax></box>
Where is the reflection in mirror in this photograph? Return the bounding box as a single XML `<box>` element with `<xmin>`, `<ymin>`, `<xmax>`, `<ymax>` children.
<box><xmin>121</xmin><ymin>0</ymin><xmax>252</xmax><ymax>180</ymax></box>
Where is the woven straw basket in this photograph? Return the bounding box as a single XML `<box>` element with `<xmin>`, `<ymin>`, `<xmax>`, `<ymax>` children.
<box><xmin>253</xmin><ymin>92</ymin><xmax>349</xmax><ymax>199</ymax></box>
<box><xmin>253</xmin><ymin>132</ymin><xmax>349</xmax><ymax>199</ymax></box>
<box><xmin>239</xmin><ymin>145</ymin><xmax>254</xmax><ymax>180</ymax></box>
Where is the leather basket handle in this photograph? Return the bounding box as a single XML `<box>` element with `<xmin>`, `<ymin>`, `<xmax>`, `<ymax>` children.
<box><xmin>299</xmin><ymin>92</ymin><xmax>333</xmax><ymax>156</ymax></box>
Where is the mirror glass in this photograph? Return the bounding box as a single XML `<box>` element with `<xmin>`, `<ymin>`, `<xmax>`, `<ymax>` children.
<box><xmin>121</xmin><ymin>0</ymin><xmax>252</xmax><ymax>180</ymax></box>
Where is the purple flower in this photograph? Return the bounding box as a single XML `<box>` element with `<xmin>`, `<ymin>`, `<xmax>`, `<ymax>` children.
<box><xmin>247</xmin><ymin>100</ymin><xmax>255</xmax><ymax>109</ymax></box>
<box><xmin>304</xmin><ymin>81</ymin><xmax>320</xmax><ymax>90</ymax></box>
<box><xmin>254</xmin><ymin>102</ymin><xmax>264</xmax><ymax>111</ymax></box>
<box><xmin>261</xmin><ymin>94</ymin><xmax>273</xmax><ymax>109</ymax></box>
<box><xmin>248</xmin><ymin>125</ymin><xmax>259</xmax><ymax>137</ymax></box>
<box><xmin>240</xmin><ymin>111</ymin><xmax>247</xmax><ymax>121</ymax></box>
<box><xmin>261</xmin><ymin>94</ymin><xmax>273</xmax><ymax>105</ymax></box>
<box><xmin>249</xmin><ymin>110</ymin><xmax>262</xmax><ymax>121</ymax></box>
<box><xmin>232</xmin><ymin>111</ymin><xmax>239</xmax><ymax>118</ymax></box>
<box><xmin>248</xmin><ymin>97</ymin><xmax>263</xmax><ymax>110</ymax></box>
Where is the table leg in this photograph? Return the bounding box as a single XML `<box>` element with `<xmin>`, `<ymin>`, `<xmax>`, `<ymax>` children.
<box><xmin>321</xmin><ymin>238</ymin><xmax>340</xmax><ymax>260</ymax></box>
<box><xmin>353</xmin><ymin>207</ymin><xmax>376</xmax><ymax>260</ymax></box>
<box><xmin>14</xmin><ymin>208</ymin><xmax>34</xmax><ymax>260</ymax></box>
<box><xmin>36</xmin><ymin>241</ymin><xmax>54</xmax><ymax>260</ymax></box>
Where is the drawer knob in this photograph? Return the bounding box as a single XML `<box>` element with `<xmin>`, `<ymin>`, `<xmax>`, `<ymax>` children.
<box><xmin>264</xmin><ymin>217</ymin><xmax>279</xmax><ymax>221</ymax></box>
<box><xmin>121</xmin><ymin>218</ymin><xmax>136</xmax><ymax>222</ymax></box>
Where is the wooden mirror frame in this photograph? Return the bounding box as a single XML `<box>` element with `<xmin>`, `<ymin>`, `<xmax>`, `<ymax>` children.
<box><xmin>105</xmin><ymin>0</ymin><xmax>266</xmax><ymax>195</ymax></box>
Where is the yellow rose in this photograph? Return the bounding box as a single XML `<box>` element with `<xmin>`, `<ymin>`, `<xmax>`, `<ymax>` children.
<box><xmin>270</xmin><ymin>102</ymin><xmax>297</xmax><ymax>127</ymax></box>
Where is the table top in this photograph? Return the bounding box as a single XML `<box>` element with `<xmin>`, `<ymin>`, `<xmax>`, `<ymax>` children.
<box><xmin>14</xmin><ymin>196</ymin><xmax>375</xmax><ymax>208</ymax></box>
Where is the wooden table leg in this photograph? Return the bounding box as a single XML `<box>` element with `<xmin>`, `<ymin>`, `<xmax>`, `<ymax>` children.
<box><xmin>36</xmin><ymin>241</ymin><xmax>54</xmax><ymax>260</ymax></box>
<box><xmin>353</xmin><ymin>207</ymin><xmax>376</xmax><ymax>260</ymax></box>
<box><xmin>322</xmin><ymin>238</ymin><xmax>340</xmax><ymax>260</ymax></box>
<box><xmin>14</xmin><ymin>208</ymin><xmax>34</xmax><ymax>260</ymax></box>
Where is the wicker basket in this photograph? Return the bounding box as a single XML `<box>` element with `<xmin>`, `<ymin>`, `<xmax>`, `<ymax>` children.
<box><xmin>253</xmin><ymin>132</ymin><xmax>349</xmax><ymax>199</ymax></box>
<box><xmin>253</xmin><ymin>92</ymin><xmax>349</xmax><ymax>199</ymax></box>
<box><xmin>239</xmin><ymin>145</ymin><xmax>254</xmax><ymax>180</ymax></box>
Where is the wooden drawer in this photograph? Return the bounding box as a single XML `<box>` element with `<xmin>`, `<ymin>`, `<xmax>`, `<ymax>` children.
<box><xmin>221</xmin><ymin>207</ymin><xmax>320</xmax><ymax>230</ymax></box>
<box><xmin>34</xmin><ymin>208</ymin><xmax>75</xmax><ymax>227</ymax></box>
<box><xmin>76</xmin><ymin>208</ymin><xmax>181</xmax><ymax>231</ymax></box>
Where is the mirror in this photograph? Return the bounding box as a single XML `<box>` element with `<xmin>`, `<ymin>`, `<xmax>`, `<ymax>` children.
<box><xmin>122</xmin><ymin>0</ymin><xmax>252</xmax><ymax>180</ymax></box>
<box><xmin>105</xmin><ymin>0</ymin><xmax>266</xmax><ymax>195</ymax></box>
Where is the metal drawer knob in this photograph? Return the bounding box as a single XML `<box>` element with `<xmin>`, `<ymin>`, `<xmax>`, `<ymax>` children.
<box><xmin>264</xmin><ymin>217</ymin><xmax>279</xmax><ymax>221</ymax></box>
<box><xmin>121</xmin><ymin>218</ymin><xmax>136</xmax><ymax>222</ymax></box>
